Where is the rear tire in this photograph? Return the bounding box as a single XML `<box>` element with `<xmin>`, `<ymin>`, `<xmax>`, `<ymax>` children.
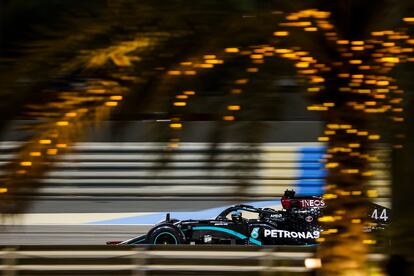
<box><xmin>148</xmin><ymin>226</ymin><xmax>183</xmax><ymax>245</ymax></box>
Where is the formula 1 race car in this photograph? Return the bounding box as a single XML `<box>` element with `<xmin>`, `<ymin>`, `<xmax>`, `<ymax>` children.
<box><xmin>107</xmin><ymin>190</ymin><xmax>390</xmax><ymax>246</ymax></box>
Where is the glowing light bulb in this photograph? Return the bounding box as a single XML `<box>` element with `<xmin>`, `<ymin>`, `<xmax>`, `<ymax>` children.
<box><xmin>223</xmin><ymin>116</ymin><xmax>235</xmax><ymax>121</ymax></box>
<box><xmin>173</xmin><ymin>102</ymin><xmax>187</xmax><ymax>107</ymax></box>
<box><xmin>167</xmin><ymin>70</ymin><xmax>181</xmax><ymax>75</ymax></box>
<box><xmin>273</xmin><ymin>31</ymin><xmax>289</xmax><ymax>36</ymax></box>
<box><xmin>170</xmin><ymin>123</ymin><xmax>182</xmax><ymax>129</ymax></box>
<box><xmin>105</xmin><ymin>101</ymin><xmax>118</xmax><ymax>107</ymax></box>
<box><xmin>225</xmin><ymin>48</ymin><xmax>239</xmax><ymax>53</ymax></box>
<box><xmin>47</xmin><ymin>148</ymin><xmax>58</xmax><ymax>155</ymax></box>
<box><xmin>56</xmin><ymin>121</ymin><xmax>69</xmax><ymax>126</ymax></box>
<box><xmin>227</xmin><ymin>105</ymin><xmax>240</xmax><ymax>111</ymax></box>
<box><xmin>110</xmin><ymin>95</ymin><xmax>123</xmax><ymax>100</ymax></box>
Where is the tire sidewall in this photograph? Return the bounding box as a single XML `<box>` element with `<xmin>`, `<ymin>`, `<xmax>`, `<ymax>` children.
<box><xmin>148</xmin><ymin>225</ymin><xmax>184</xmax><ymax>245</ymax></box>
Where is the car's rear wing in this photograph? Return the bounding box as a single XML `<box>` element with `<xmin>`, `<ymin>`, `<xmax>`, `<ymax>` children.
<box><xmin>280</xmin><ymin>190</ymin><xmax>391</xmax><ymax>223</ymax></box>
<box><xmin>281</xmin><ymin>190</ymin><xmax>325</xmax><ymax>209</ymax></box>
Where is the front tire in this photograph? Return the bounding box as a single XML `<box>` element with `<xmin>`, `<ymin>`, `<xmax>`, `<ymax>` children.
<box><xmin>148</xmin><ymin>226</ymin><xmax>183</xmax><ymax>245</ymax></box>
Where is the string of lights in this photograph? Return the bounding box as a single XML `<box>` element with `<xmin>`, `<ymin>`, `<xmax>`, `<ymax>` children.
<box><xmin>133</xmin><ymin>8</ymin><xmax>413</xmax><ymax>274</ymax></box>
<box><xmin>0</xmin><ymin>36</ymin><xmax>163</xmax><ymax>209</ymax></box>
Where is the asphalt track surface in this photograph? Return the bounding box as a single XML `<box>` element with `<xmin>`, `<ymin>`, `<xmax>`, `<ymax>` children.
<box><xmin>0</xmin><ymin>198</ymin><xmax>245</xmax><ymax>245</ymax></box>
<box><xmin>0</xmin><ymin>225</ymin><xmax>149</xmax><ymax>246</ymax></box>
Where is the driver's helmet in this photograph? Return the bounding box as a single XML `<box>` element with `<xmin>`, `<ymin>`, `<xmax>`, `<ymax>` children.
<box><xmin>231</xmin><ymin>211</ymin><xmax>243</xmax><ymax>222</ymax></box>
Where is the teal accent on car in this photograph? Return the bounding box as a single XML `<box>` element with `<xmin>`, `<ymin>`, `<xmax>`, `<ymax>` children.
<box><xmin>192</xmin><ymin>226</ymin><xmax>262</xmax><ymax>245</ymax></box>
<box><xmin>249</xmin><ymin>237</ymin><xmax>262</xmax><ymax>246</ymax></box>
<box><xmin>133</xmin><ymin>238</ymin><xmax>145</xmax><ymax>244</ymax></box>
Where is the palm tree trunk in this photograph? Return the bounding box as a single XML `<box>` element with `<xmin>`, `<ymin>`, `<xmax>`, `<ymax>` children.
<box><xmin>317</xmin><ymin>110</ymin><xmax>370</xmax><ymax>276</ymax></box>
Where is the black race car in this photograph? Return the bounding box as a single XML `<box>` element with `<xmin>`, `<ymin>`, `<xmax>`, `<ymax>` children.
<box><xmin>107</xmin><ymin>190</ymin><xmax>390</xmax><ymax>246</ymax></box>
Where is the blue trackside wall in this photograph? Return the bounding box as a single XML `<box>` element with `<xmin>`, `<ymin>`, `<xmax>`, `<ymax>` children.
<box><xmin>297</xmin><ymin>146</ymin><xmax>326</xmax><ymax>196</ymax></box>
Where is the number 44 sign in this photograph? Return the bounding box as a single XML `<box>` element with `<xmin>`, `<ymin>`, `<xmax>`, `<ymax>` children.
<box><xmin>371</xmin><ymin>208</ymin><xmax>389</xmax><ymax>222</ymax></box>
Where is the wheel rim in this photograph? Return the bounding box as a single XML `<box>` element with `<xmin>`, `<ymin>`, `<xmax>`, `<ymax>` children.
<box><xmin>153</xmin><ymin>232</ymin><xmax>178</xmax><ymax>244</ymax></box>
